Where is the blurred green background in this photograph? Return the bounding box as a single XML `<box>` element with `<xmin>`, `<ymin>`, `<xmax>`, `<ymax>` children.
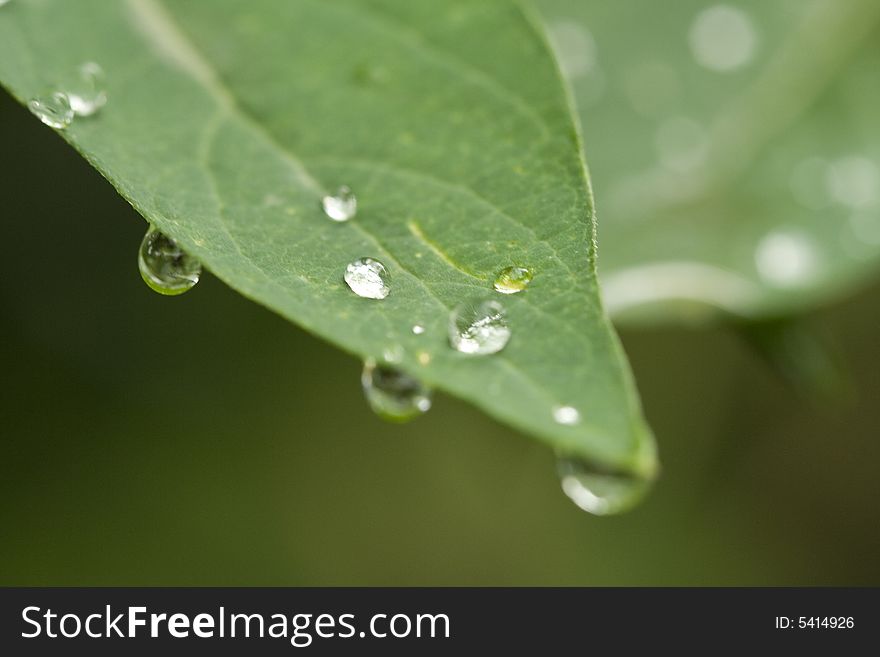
<box><xmin>2</xmin><ymin>86</ymin><xmax>879</xmax><ymax>586</ymax></box>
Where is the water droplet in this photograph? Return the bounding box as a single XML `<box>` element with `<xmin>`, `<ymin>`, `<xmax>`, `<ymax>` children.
<box><xmin>321</xmin><ymin>186</ymin><xmax>357</xmax><ymax>222</ymax></box>
<box><xmin>382</xmin><ymin>345</ymin><xmax>404</xmax><ymax>364</ymax></box>
<box><xmin>689</xmin><ymin>5</ymin><xmax>757</xmax><ymax>73</ymax></box>
<box><xmin>557</xmin><ymin>456</ymin><xmax>651</xmax><ymax>516</ymax></box>
<box><xmin>655</xmin><ymin>117</ymin><xmax>708</xmax><ymax>172</ymax></box>
<box><xmin>412</xmin><ymin>324</ymin><xmax>426</xmax><ymax>335</ymax></box>
<box><xmin>449</xmin><ymin>299</ymin><xmax>511</xmax><ymax>355</ymax></box>
<box><xmin>67</xmin><ymin>62</ymin><xmax>107</xmax><ymax>116</ymax></box>
<box><xmin>138</xmin><ymin>226</ymin><xmax>202</xmax><ymax>295</ymax></box>
<box><xmin>493</xmin><ymin>266</ymin><xmax>533</xmax><ymax>294</ymax></box>
<box><xmin>825</xmin><ymin>156</ymin><xmax>879</xmax><ymax>209</ymax></box>
<box><xmin>552</xmin><ymin>405</ymin><xmax>581</xmax><ymax>425</ymax></box>
<box><xmin>344</xmin><ymin>257</ymin><xmax>390</xmax><ymax>299</ymax></box>
<box><xmin>361</xmin><ymin>359</ymin><xmax>432</xmax><ymax>423</ymax></box>
<box><xmin>27</xmin><ymin>92</ymin><xmax>73</xmax><ymax>129</ymax></box>
<box><xmin>754</xmin><ymin>229</ymin><xmax>819</xmax><ymax>287</ymax></box>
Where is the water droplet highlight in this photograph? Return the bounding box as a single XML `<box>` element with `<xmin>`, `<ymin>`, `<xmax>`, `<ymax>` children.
<box><xmin>67</xmin><ymin>62</ymin><xmax>107</xmax><ymax>116</ymax></box>
<box><xmin>689</xmin><ymin>5</ymin><xmax>756</xmax><ymax>73</ymax></box>
<box><xmin>412</xmin><ymin>324</ymin><xmax>426</xmax><ymax>335</ymax></box>
<box><xmin>449</xmin><ymin>299</ymin><xmax>511</xmax><ymax>355</ymax></box>
<box><xmin>138</xmin><ymin>226</ymin><xmax>202</xmax><ymax>295</ymax></box>
<box><xmin>553</xmin><ymin>405</ymin><xmax>581</xmax><ymax>425</ymax></box>
<box><xmin>557</xmin><ymin>456</ymin><xmax>651</xmax><ymax>516</ymax></box>
<box><xmin>493</xmin><ymin>266</ymin><xmax>533</xmax><ymax>294</ymax></box>
<box><xmin>382</xmin><ymin>345</ymin><xmax>404</xmax><ymax>364</ymax></box>
<box><xmin>344</xmin><ymin>257</ymin><xmax>390</xmax><ymax>299</ymax></box>
<box><xmin>28</xmin><ymin>92</ymin><xmax>73</xmax><ymax>129</ymax></box>
<box><xmin>321</xmin><ymin>186</ymin><xmax>357</xmax><ymax>222</ymax></box>
<box><xmin>362</xmin><ymin>359</ymin><xmax>432</xmax><ymax>423</ymax></box>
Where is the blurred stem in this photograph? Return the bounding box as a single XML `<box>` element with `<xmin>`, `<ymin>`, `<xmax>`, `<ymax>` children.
<box><xmin>703</xmin><ymin>0</ymin><xmax>880</xmax><ymax>197</ymax></box>
<box><xmin>616</xmin><ymin>0</ymin><xmax>880</xmax><ymax>216</ymax></box>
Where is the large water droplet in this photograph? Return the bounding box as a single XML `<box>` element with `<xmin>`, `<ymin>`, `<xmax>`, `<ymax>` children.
<box><xmin>344</xmin><ymin>257</ymin><xmax>390</xmax><ymax>299</ymax></box>
<box><xmin>28</xmin><ymin>92</ymin><xmax>73</xmax><ymax>129</ymax></box>
<box><xmin>138</xmin><ymin>226</ymin><xmax>202</xmax><ymax>295</ymax></box>
<box><xmin>449</xmin><ymin>299</ymin><xmax>511</xmax><ymax>355</ymax></box>
<box><xmin>362</xmin><ymin>359</ymin><xmax>432</xmax><ymax>422</ymax></box>
<box><xmin>493</xmin><ymin>266</ymin><xmax>533</xmax><ymax>294</ymax></box>
<box><xmin>557</xmin><ymin>456</ymin><xmax>651</xmax><ymax>516</ymax></box>
<box><xmin>67</xmin><ymin>62</ymin><xmax>107</xmax><ymax>116</ymax></box>
<box><xmin>321</xmin><ymin>186</ymin><xmax>357</xmax><ymax>222</ymax></box>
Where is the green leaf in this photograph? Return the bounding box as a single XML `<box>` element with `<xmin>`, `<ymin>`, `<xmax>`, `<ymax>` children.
<box><xmin>0</xmin><ymin>0</ymin><xmax>656</xmax><ymax>477</ymax></box>
<box><xmin>537</xmin><ymin>0</ymin><xmax>880</xmax><ymax>324</ymax></box>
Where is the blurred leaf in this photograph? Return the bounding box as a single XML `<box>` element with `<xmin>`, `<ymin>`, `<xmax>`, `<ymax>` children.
<box><xmin>735</xmin><ymin>316</ymin><xmax>850</xmax><ymax>400</ymax></box>
<box><xmin>0</xmin><ymin>0</ymin><xmax>656</xmax><ymax>476</ymax></box>
<box><xmin>538</xmin><ymin>0</ymin><xmax>880</xmax><ymax>323</ymax></box>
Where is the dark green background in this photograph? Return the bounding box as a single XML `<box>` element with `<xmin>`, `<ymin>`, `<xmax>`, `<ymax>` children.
<box><xmin>2</xmin><ymin>90</ymin><xmax>878</xmax><ymax>585</ymax></box>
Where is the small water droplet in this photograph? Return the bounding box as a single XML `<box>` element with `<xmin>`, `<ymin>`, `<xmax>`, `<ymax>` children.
<box><xmin>689</xmin><ymin>5</ymin><xmax>757</xmax><ymax>73</ymax></box>
<box><xmin>67</xmin><ymin>62</ymin><xmax>107</xmax><ymax>116</ymax></box>
<box><xmin>412</xmin><ymin>324</ymin><xmax>426</xmax><ymax>335</ymax></box>
<box><xmin>322</xmin><ymin>186</ymin><xmax>357</xmax><ymax>222</ymax></box>
<box><xmin>344</xmin><ymin>257</ymin><xmax>390</xmax><ymax>299</ymax></box>
<box><xmin>28</xmin><ymin>92</ymin><xmax>73</xmax><ymax>129</ymax></box>
<box><xmin>417</xmin><ymin>351</ymin><xmax>431</xmax><ymax>365</ymax></box>
<box><xmin>449</xmin><ymin>299</ymin><xmax>511</xmax><ymax>355</ymax></box>
<box><xmin>362</xmin><ymin>359</ymin><xmax>432</xmax><ymax>423</ymax></box>
<box><xmin>493</xmin><ymin>266</ymin><xmax>533</xmax><ymax>294</ymax></box>
<box><xmin>557</xmin><ymin>456</ymin><xmax>651</xmax><ymax>516</ymax></box>
<box><xmin>553</xmin><ymin>405</ymin><xmax>581</xmax><ymax>425</ymax></box>
<box><xmin>138</xmin><ymin>226</ymin><xmax>202</xmax><ymax>295</ymax></box>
